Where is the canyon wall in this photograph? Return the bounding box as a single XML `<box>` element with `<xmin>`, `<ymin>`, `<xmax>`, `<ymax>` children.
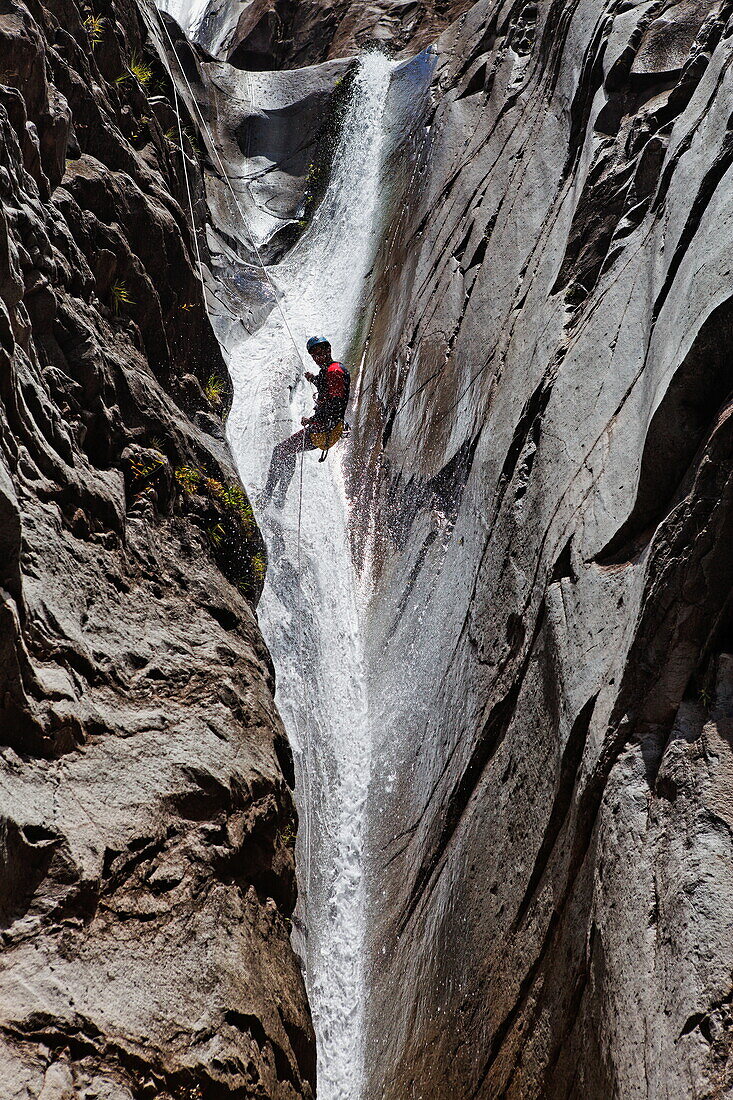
<box><xmin>0</xmin><ymin>0</ymin><xmax>314</xmax><ymax>1095</ymax></box>
<box><xmin>352</xmin><ymin>1</ymin><xmax>733</xmax><ymax>1097</ymax></box>
<box><xmin>154</xmin><ymin>0</ymin><xmax>733</xmax><ymax>1093</ymax></box>
<box><xmin>5</xmin><ymin>0</ymin><xmax>733</xmax><ymax>1094</ymax></box>
<box><xmin>191</xmin><ymin>0</ymin><xmax>471</xmax><ymax>73</ymax></box>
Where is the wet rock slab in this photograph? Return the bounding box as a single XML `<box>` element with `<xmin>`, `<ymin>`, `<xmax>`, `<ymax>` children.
<box><xmin>193</xmin><ymin>0</ymin><xmax>474</xmax><ymax>71</ymax></box>
<box><xmin>348</xmin><ymin>0</ymin><xmax>733</xmax><ymax>1096</ymax></box>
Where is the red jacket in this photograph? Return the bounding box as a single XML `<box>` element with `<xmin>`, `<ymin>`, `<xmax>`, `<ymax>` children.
<box><xmin>313</xmin><ymin>361</ymin><xmax>350</xmax><ymax>424</ymax></box>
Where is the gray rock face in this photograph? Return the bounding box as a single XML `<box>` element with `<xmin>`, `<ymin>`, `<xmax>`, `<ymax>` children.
<box><xmin>153</xmin><ymin>14</ymin><xmax>355</xmax><ymax>337</ymax></box>
<box><xmin>191</xmin><ymin>0</ymin><xmax>474</xmax><ymax>72</ymax></box>
<box><xmin>344</xmin><ymin>0</ymin><xmax>733</xmax><ymax>1096</ymax></box>
<box><xmin>122</xmin><ymin>0</ymin><xmax>733</xmax><ymax>1093</ymax></box>
<box><xmin>0</xmin><ymin>0</ymin><xmax>314</xmax><ymax>1094</ymax></box>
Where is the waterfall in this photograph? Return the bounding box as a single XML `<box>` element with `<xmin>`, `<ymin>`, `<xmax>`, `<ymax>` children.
<box><xmin>226</xmin><ymin>53</ymin><xmax>394</xmax><ymax>1099</ymax></box>
<box><xmin>155</xmin><ymin>0</ymin><xmax>208</xmax><ymax>38</ymax></box>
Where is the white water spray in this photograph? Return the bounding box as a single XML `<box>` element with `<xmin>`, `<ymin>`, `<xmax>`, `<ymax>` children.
<box><xmin>226</xmin><ymin>54</ymin><xmax>394</xmax><ymax>1099</ymax></box>
<box><xmin>156</xmin><ymin>0</ymin><xmax>209</xmax><ymax>39</ymax></box>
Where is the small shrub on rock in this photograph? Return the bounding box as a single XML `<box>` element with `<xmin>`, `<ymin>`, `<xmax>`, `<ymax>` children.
<box><xmin>174</xmin><ymin>466</ymin><xmax>265</xmax><ymax>602</ymax></box>
<box><xmin>174</xmin><ymin>464</ymin><xmax>201</xmax><ymax>493</ymax></box>
<box><xmin>111</xmin><ymin>281</ymin><xmax>134</xmax><ymax>314</ymax></box>
<box><xmin>83</xmin><ymin>14</ymin><xmax>104</xmax><ymax>46</ymax></box>
<box><xmin>129</xmin><ymin>54</ymin><xmax>152</xmax><ymax>87</ymax></box>
<box><xmin>204</xmin><ymin>374</ymin><xmax>225</xmax><ymax>408</ymax></box>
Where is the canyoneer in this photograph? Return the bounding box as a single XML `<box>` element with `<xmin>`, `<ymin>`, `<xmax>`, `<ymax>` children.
<box><xmin>260</xmin><ymin>336</ymin><xmax>351</xmax><ymax>508</ymax></box>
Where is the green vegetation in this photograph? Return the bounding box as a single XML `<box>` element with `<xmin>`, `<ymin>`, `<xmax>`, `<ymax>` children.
<box><xmin>164</xmin><ymin>126</ymin><xmax>199</xmax><ymax>155</ymax></box>
<box><xmin>250</xmin><ymin>551</ymin><xmax>266</xmax><ymax>588</ymax></box>
<box><xmin>183</xmin><ymin>126</ymin><xmax>200</xmax><ymax>154</ymax></box>
<box><xmin>201</xmin><ymin>474</ymin><xmax>223</xmax><ymax>497</ymax></box>
<box><xmin>277</xmin><ymin>822</ymin><xmax>296</xmax><ymax>849</ymax></box>
<box><xmin>204</xmin><ymin>374</ymin><xmax>225</xmax><ymax>408</ymax></box>
<box><xmin>127</xmin><ymin>451</ymin><xmax>164</xmax><ymax>483</ymax></box>
<box><xmin>208</xmin><ymin>522</ymin><xmax>225</xmax><ymax>547</ymax></box>
<box><xmin>176</xmin><ymin>468</ymin><xmax>256</xmax><ymax>531</ymax></box>
<box><xmin>115</xmin><ymin>54</ymin><xmax>153</xmax><ymax>88</ymax></box>
<box><xmin>124</xmin><ymin>449</ymin><xmax>166</xmax><ymax>510</ymax></box>
<box><xmin>111</xmin><ymin>281</ymin><xmax>134</xmax><ymax>314</ymax></box>
<box><xmin>83</xmin><ymin>14</ymin><xmax>104</xmax><ymax>46</ymax></box>
<box><xmin>129</xmin><ymin>54</ymin><xmax>152</xmax><ymax>86</ymax></box>
<box><xmin>174</xmin><ymin>465</ymin><xmax>264</xmax><ymax>598</ymax></box>
<box><xmin>174</xmin><ymin>464</ymin><xmax>201</xmax><ymax>493</ymax></box>
<box><xmin>219</xmin><ymin>483</ymin><xmax>254</xmax><ymax>526</ymax></box>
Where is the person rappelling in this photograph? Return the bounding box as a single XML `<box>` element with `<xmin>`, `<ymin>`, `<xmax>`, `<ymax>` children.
<box><xmin>260</xmin><ymin>336</ymin><xmax>351</xmax><ymax>508</ymax></box>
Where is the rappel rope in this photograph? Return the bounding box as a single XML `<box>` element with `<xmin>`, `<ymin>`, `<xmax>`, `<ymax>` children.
<box><xmin>296</xmin><ymin>439</ymin><xmax>312</xmax><ymax>896</ymax></box>
<box><xmin>157</xmin><ymin>14</ymin><xmax>308</xmax><ymax>378</ymax></box>
<box><xmin>155</xmin><ymin>10</ymin><xmax>316</xmax><ymax>899</ymax></box>
<box><xmin>152</xmin><ymin>20</ymin><xmax>213</xmax><ymax>329</ymax></box>
<box><xmin>172</xmin><ymin>84</ymin><xmax>208</xmax><ymax>298</ymax></box>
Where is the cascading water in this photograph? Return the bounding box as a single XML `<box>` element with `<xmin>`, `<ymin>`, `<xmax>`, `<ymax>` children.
<box><xmin>156</xmin><ymin>0</ymin><xmax>208</xmax><ymax>40</ymax></box>
<box><xmin>148</xmin><ymin>13</ymin><xmax>434</xmax><ymax>1083</ymax></box>
<box><xmin>225</xmin><ymin>54</ymin><xmax>394</xmax><ymax>1099</ymax></box>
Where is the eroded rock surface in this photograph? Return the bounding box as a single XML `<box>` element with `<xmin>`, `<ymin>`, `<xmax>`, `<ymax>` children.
<box><xmin>192</xmin><ymin>0</ymin><xmax>473</xmax><ymax>72</ymax></box>
<box><xmin>152</xmin><ymin>0</ymin><xmax>733</xmax><ymax>1092</ymax></box>
<box><xmin>68</xmin><ymin>0</ymin><xmax>733</xmax><ymax>1094</ymax></box>
<box><xmin>346</xmin><ymin>0</ymin><xmax>733</xmax><ymax>1097</ymax></box>
<box><xmin>0</xmin><ymin>0</ymin><xmax>314</xmax><ymax>1094</ymax></box>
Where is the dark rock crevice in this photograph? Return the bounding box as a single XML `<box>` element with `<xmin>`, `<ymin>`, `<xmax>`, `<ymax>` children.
<box><xmin>194</xmin><ymin>0</ymin><xmax>475</xmax><ymax>71</ymax></box>
<box><xmin>596</xmin><ymin>293</ymin><xmax>733</xmax><ymax>566</ymax></box>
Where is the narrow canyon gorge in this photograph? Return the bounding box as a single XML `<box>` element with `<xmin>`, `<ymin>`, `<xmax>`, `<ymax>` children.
<box><xmin>1</xmin><ymin>0</ymin><xmax>732</xmax><ymax>1098</ymax></box>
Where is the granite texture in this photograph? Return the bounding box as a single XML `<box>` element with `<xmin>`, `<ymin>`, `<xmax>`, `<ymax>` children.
<box><xmin>10</xmin><ymin>0</ymin><xmax>732</xmax><ymax>1093</ymax></box>
<box><xmin>160</xmin><ymin>0</ymin><xmax>733</xmax><ymax>1093</ymax></box>
<box><xmin>0</xmin><ymin>0</ymin><xmax>314</xmax><ymax>1094</ymax></box>
<box><xmin>193</xmin><ymin>0</ymin><xmax>474</xmax><ymax>72</ymax></box>
<box><xmin>346</xmin><ymin>1</ymin><xmax>733</xmax><ymax>1097</ymax></box>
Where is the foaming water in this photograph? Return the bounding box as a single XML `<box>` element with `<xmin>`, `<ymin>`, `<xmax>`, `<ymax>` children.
<box><xmin>156</xmin><ymin>0</ymin><xmax>207</xmax><ymax>37</ymax></box>
<box><xmin>226</xmin><ymin>54</ymin><xmax>394</xmax><ymax>1099</ymax></box>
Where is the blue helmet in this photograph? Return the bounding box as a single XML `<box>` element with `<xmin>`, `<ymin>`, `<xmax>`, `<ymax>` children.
<box><xmin>306</xmin><ymin>335</ymin><xmax>330</xmax><ymax>352</ymax></box>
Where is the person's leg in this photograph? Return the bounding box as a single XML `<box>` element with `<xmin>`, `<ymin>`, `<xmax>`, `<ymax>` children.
<box><xmin>263</xmin><ymin>438</ymin><xmax>291</xmax><ymax>500</ymax></box>
<box><xmin>263</xmin><ymin>428</ymin><xmax>313</xmax><ymax>504</ymax></box>
<box><xmin>273</xmin><ymin>431</ymin><xmax>303</xmax><ymax>501</ymax></box>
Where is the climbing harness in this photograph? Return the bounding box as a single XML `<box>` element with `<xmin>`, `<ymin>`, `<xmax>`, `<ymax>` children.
<box><xmin>310</xmin><ymin>420</ymin><xmax>345</xmax><ymax>460</ymax></box>
<box><xmin>306</xmin><ymin>358</ymin><xmax>350</xmax><ymax>460</ymax></box>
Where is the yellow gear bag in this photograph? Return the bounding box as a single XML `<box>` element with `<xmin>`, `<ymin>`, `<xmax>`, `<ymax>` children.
<box><xmin>310</xmin><ymin>421</ymin><xmax>344</xmax><ymax>457</ymax></box>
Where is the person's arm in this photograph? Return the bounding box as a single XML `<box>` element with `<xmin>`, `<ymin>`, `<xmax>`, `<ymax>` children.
<box><xmin>312</xmin><ymin>367</ymin><xmax>327</xmax><ymax>415</ymax></box>
<box><xmin>302</xmin><ymin>367</ymin><xmax>325</xmax><ymax>425</ymax></box>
